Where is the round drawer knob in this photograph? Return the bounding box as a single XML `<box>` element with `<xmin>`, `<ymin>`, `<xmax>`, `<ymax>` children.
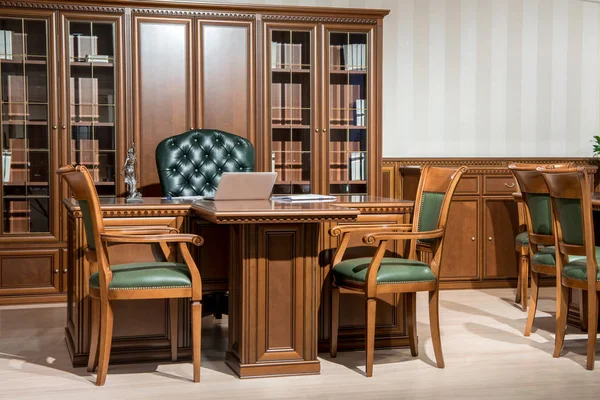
<box><xmin>63</xmin><ymin>269</ymin><xmax>67</xmax><ymax>273</ymax></box>
<box><xmin>471</xmin><ymin>237</ymin><xmax>475</xmax><ymax>241</ymax></box>
<box><xmin>54</xmin><ymin>269</ymin><xmax>59</xmax><ymax>274</ymax></box>
<box><xmin>488</xmin><ymin>237</ymin><xmax>492</xmax><ymax>241</ymax></box>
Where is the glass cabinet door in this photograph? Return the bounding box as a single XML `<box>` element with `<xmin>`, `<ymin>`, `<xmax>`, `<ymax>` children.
<box><xmin>67</xmin><ymin>19</ymin><xmax>117</xmax><ymax>197</ymax></box>
<box><xmin>268</xmin><ymin>27</ymin><xmax>314</xmax><ymax>195</ymax></box>
<box><xmin>327</xmin><ymin>31</ymin><xmax>369</xmax><ymax>195</ymax></box>
<box><xmin>0</xmin><ymin>17</ymin><xmax>51</xmax><ymax>234</ymax></box>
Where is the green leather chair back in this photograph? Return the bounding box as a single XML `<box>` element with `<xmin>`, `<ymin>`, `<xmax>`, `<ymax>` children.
<box><xmin>553</xmin><ymin>198</ymin><xmax>584</xmax><ymax>246</ymax></box>
<box><xmin>156</xmin><ymin>129</ymin><xmax>255</xmax><ymax>197</ymax></box>
<box><xmin>523</xmin><ymin>193</ymin><xmax>552</xmax><ymax>236</ymax></box>
<box><xmin>417</xmin><ymin>191</ymin><xmax>445</xmax><ymax>239</ymax></box>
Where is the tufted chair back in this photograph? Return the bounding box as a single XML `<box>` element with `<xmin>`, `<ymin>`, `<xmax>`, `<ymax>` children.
<box><xmin>156</xmin><ymin>129</ymin><xmax>255</xmax><ymax>197</ymax></box>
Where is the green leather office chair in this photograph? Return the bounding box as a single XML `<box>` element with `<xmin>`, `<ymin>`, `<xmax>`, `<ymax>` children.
<box><xmin>156</xmin><ymin>129</ymin><xmax>255</xmax><ymax>198</ymax></box>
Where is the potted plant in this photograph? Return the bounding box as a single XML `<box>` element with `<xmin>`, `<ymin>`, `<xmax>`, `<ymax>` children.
<box><xmin>593</xmin><ymin>136</ymin><xmax>600</xmax><ymax>156</ymax></box>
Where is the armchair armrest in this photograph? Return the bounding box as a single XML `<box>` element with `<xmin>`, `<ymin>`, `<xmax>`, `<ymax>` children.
<box><xmin>363</xmin><ymin>228</ymin><xmax>444</xmax><ymax>244</ymax></box>
<box><xmin>330</xmin><ymin>224</ymin><xmax>412</xmax><ymax>237</ymax></box>
<box><xmin>105</xmin><ymin>225</ymin><xmax>179</xmax><ymax>235</ymax></box>
<box><xmin>101</xmin><ymin>233</ymin><xmax>204</xmax><ymax>246</ymax></box>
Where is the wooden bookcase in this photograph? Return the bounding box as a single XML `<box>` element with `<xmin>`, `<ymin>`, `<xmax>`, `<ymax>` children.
<box><xmin>0</xmin><ymin>1</ymin><xmax>387</xmax><ymax>305</ymax></box>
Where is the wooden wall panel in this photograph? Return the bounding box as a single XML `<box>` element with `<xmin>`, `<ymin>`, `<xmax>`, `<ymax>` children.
<box><xmin>133</xmin><ymin>17</ymin><xmax>193</xmax><ymax>196</ymax></box>
<box><xmin>199</xmin><ymin>22</ymin><xmax>253</xmax><ymax>144</ymax></box>
<box><xmin>0</xmin><ymin>250</ymin><xmax>60</xmax><ymax>295</ymax></box>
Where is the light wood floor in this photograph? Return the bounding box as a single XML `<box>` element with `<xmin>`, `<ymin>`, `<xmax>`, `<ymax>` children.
<box><xmin>1</xmin><ymin>288</ymin><xmax>600</xmax><ymax>399</ymax></box>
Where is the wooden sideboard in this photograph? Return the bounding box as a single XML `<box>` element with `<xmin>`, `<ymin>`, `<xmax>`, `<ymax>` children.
<box><xmin>0</xmin><ymin>0</ymin><xmax>388</xmax><ymax>305</ymax></box>
<box><xmin>382</xmin><ymin>158</ymin><xmax>599</xmax><ymax>289</ymax></box>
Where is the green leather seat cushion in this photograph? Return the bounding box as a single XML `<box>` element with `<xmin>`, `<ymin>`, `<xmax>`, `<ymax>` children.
<box><xmin>89</xmin><ymin>262</ymin><xmax>192</xmax><ymax>290</ymax></box>
<box><xmin>532</xmin><ymin>246</ymin><xmax>600</xmax><ymax>268</ymax></box>
<box><xmin>563</xmin><ymin>256</ymin><xmax>600</xmax><ymax>282</ymax></box>
<box><xmin>332</xmin><ymin>257</ymin><xmax>435</xmax><ymax>285</ymax></box>
<box><xmin>515</xmin><ymin>231</ymin><xmax>529</xmax><ymax>246</ymax></box>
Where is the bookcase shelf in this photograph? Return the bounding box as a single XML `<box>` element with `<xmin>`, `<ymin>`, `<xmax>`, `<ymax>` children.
<box><xmin>2</xmin><ymin>121</ymin><xmax>47</xmax><ymax>126</ymax></box>
<box><xmin>70</xmin><ymin>61</ymin><xmax>114</xmax><ymax>67</ymax></box>
<box><xmin>0</xmin><ymin>59</ymin><xmax>46</xmax><ymax>65</ymax></box>
<box><xmin>272</xmin><ymin>68</ymin><xmax>310</xmax><ymax>73</ymax></box>
<box><xmin>329</xmin><ymin>70</ymin><xmax>367</xmax><ymax>75</ymax></box>
<box><xmin>272</xmin><ymin>123</ymin><xmax>310</xmax><ymax>129</ymax></box>
<box><xmin>71</xmin><ymin>121</ymin><xmax>114</xmax><ymax>127</ymax></box>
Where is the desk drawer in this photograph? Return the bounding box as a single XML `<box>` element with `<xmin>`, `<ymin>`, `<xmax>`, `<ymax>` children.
<box><xmin>455</xmin><ymin>175</ymin><xmax>480</xmax><ymax>195</ymax></box>
<box><xmin>484</xmin><ymin>175</ymin><xmax>517</xmax><ymax>195</ymax></box>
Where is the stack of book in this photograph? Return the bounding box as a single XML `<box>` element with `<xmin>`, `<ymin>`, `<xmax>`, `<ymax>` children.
<box><xmin>70</xmin><ymin>77</ymin><xmax>99</xmax><ymax>121</ymax></box>
<box><xmin>330</xmin><ymin>43</ymin><xmax>367</xmax><ymax>71</ymax></box>
<box><xmin>0</xmin><ymin>30</ymin><xmax>27</xmax><ymax>61</ymax></box>
<box><xmin>71</xmin><ymin>139</ymin><xmax>100</xmax><ymax>180</ymax></box>
<box><xmin>271</xmin><ymin>42</ymin><xmax>303</xmax><ymax>69</ymax></box>
<box><xmin>6</xmin><ymin>75</ymin><xmax>28</xmax><ymax>118</ymax></box>
<box><xmin>7</xmin><ymin>138</ymin><xmax>28</xmax><ymax>183</ymax></box>
<box><xmin>8</xmin><ymin>200</ymin><xmax>29</xmax><ymax>233</ymax></box>
<box><xmin>69</xmin><ymin>34</ymin><xmax>98</xmax><ymax>61</ymax></box>
<box><xmin>329</xmin><ymin>141</ymin><xmax>364</xmax><ymax>182</ymax></box>
<box><xmin>329</xmin><ymin>84</ymin><xmax>364</xmax><ymax>126</ymax></box>
<box><xmin>271</xmin><ymin>141</ymin><xmax>303</xmax><ymax>182</ymax></box>
<box><xmin>271</xmin><ymin>82</ymin><xmax>302</xmax><ymax>125</ymax></box>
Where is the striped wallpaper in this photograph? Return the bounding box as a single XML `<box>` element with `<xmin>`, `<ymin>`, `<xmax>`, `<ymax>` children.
<box><xmin>211</xmin><ymin>0</ymin><xmax>600</xmax><ymax>157</ymax></box>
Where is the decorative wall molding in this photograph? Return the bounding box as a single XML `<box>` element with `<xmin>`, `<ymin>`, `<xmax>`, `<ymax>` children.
<box><xmin>262</xmin><ymin>14</ymin><xmax>377</xmax><ymax>24</ymax></box>
<box><xmin>213</xmin><ymin>216</ymin><xmax>358</xmax><ymax>224</ymax></box>
<box><xmin>384</xmin><ymin>158</ymin><xmax>598</xmax><ymax>168</ymax></box>
<box><xmin>0</xmin><ymin>1</ymin><xmax>124</xmax><ymax>12</ymax></box>
<box><xmin>132</xmin><ymin>8</ymin><xmax>255</xmax><ymax>20</ymax></box>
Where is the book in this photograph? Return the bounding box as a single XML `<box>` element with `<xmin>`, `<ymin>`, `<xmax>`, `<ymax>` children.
<box><xmin>76</xmin><ymin>77</ymin><xmax>99</xmax><ymax>121</ymax></box>
<box><xmin>7</xmin><ymin>75</ymin><xmax>28</xmax><ymax>118</ymax></box>
<box><xmin>0</xmin><ymin>30</ymin><xmax>12</xmax><ymax>60</ymax></box>
<box><xmin>271</xmin><ymin>82</ymin><xmax>282</xmax><ymax>123</ymax></box>
<box><xmin>85</xmin><ymin>54</ymin><xmax>110</xmax><ymax>63</ymax></box>
<box><xmin>2</xmin><ymin>150</ymin><xmax>11</xmax><ymax>182</ymax></box>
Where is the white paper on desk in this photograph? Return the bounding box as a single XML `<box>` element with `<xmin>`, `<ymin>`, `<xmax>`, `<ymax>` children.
<box><xmin>271</xmin><ymin>194</ymin><xmax>337</xmax><ymax>203</ymax></box>
<box><xmin>162</xmin><ymin>196</ymin><xmax>204</xmax><ymax>200</ymax></box>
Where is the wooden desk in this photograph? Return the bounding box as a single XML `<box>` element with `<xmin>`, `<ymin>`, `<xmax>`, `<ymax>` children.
<box><xmin>63</xmin><ymin>196</ymin><xmax>413</xmax><ymax>377</ymax></box>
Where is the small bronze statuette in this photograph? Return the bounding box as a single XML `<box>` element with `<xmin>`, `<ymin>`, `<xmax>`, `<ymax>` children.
<box><xmin>123</xmin><ymin>144</ymin><xmax>143</xmax><ymax>203</ymax></box>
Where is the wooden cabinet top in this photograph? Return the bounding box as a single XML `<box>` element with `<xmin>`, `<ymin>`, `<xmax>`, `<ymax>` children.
<box><xmin>2</xmin><ymin>0</ymin><xmax>389</xmax><ymax>20</ymax></box>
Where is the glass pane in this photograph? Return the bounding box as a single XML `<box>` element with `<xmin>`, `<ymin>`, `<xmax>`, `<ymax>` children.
<box><xmin>1</xmin><ymin>17</ymin><xmax>50</xmax><ymax>234</ymax></box>
<box><xmin>328</xmin><ymin>31</ymin><xmax>368</xmax><ymax>195</ymax></box>
<box><xmin>68</xmin><ymin>20</ymin><xmax>116</xmax><ymax>196</ymax></box>
<box><xmin>270</xmin><ymin>29</ymin><xmax>312</xmax><ymax>195</ymax></box>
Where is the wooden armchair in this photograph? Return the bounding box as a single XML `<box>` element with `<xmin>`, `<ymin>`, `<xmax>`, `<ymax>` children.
<box><xmin>329</xmin><ymin>166</ymin><xmax>466</xmax><ymax>376</ymax></box>
<box><xmin>57</xmin><ymin>165</ymin><xmax>204</xmax><ymax>385</ymax></box>
<box><xmin>539</xmin><ymin>166</ymin><xmax>600</xmax><ymax>370</ymax></box>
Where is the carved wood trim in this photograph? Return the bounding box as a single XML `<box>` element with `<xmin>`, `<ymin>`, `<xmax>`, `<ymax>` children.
<box><xmin>383</xmin><ymin>157</ymin><xmax>596</xmax><ymax>167</ymax></box>
<box><xmin>213</xmin><ymin>216</ymin><xmax>357</xmax><ymax>224</ymax></box>
<box><xmin>353</xmin><ymin>206</ymin><xmax>413</xmax><ymax>214</ymax></box>
<box><xmin>70</xmin><ymin>209</ymin><xmax>188</xmax><ymax>218</ymax></box>
<box><xmin>131</xmin><ymin>8</ymin><xmax>255</xmax><ymax>20</ymax></box>
<box><xmin>262</xmin><ymin>14</ymin><xmax>377</xmax><ymax>24</ymax></box>
<box><xmin>0</xmin><ymin>1</ymin><xmax>125</xmax><ymax>12</ymax></box>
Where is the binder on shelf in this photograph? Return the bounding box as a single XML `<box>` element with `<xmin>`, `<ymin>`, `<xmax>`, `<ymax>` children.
<box><xmin>271</xmin><ymin>82</ymin><xmax>282</xmax><ymax>123</ymax></box>
<box><xmin>7</xmin><ymin>75</ymin><xmax>28</xmax><ymax>118</ymax></box>
<box><xmin>71</xmin><ymin>35</ymin><xmax>98</xmax><ymax>61</ymax></box>
<box><xmin>349</xmin><ymin>152</ymin><xmax>366</xmax><ymax>181</ymax></box>
<box><xmin>70</xmin><ymin>77</ymin><xmax>99</xmax><ymax>121</ymax></box>
<box><xmin>2</xmin><ymin>150</ymin><xmax>11</xmax><ymax>183</ymax></box>
<box><xmin>0</xmin><ymin>30</ymin><xmax>13</xmax><ymax>60</ymax></box>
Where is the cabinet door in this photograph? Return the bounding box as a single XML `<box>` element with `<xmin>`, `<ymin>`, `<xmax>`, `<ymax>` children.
<box><xmin>0</xmin><ymin>249</ymin><xmax>60</xmax><ymax>295</ymax></box>
<box><xmin>324</xmin><ymin>26</ymin><xmax>374</xmax><ymax>196</ymax></box>
<box><xmin>133</xmin><ymin>16</ymin><xmax>194</xmax><ymax>196</ymax></box>
<box><xmin>197</xmin><ymin>20</ymin><xmax>254</xmax><ymax>145</ymax></box>
<box><xmin>266</xmin><ymin>23</ymin><xmax>317</xmax><ymax>195</ymax></box>
<box><xmin>440</xmin><ymin>198</ymin><xmax>480</xmax><ymax>281</ymax></box>
<box><xmin>61</xmin><ymin>14</ymin><xmax>124</xmax><ymax>198</ymax></box>
<box><xmin>483</xmin><ymin>198</ymin><xmax>519</xmax><ymax>278</ymax></box>
<box><xmin>0</xmin><ymin>12</ymin><xmax>58</xmax><ymax>240</ymax></box>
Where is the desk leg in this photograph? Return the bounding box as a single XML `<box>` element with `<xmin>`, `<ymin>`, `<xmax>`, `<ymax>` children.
<box><xmin>226</xmin><ymin>223</ymin><xmax>321</xmax><ymax>378</ymax></box>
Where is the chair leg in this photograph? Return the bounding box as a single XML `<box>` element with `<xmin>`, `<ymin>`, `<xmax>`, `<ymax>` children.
<box><xmin>428</xmin><ymin>290</ymin><xmax>444</xmax><ymax>368</ymax></box>
<box><xmin>519</xmin><ymin>247</ymin><xmax>529</xmax><ymax>311</ymax></box>
<box><xmin>365</xmin><ymin>298</ymin><xmax>376</xmax><ymax>377</ymax></box>
<box><xmin>96</xmin><ymin>300</ymin><xmax>114</xmax><ymax>386</ymax></box>
<box><xmin>169</xmin><ymin>298</ymin><xmax>178</xmax><ymax>362</ymax></box>
<box><xmin>553</xmin><ymin>284</ymin><xmax>569</xmax><ymax>358</ymax></box>
<box><xmin>330</xmin><ymin>287</ymin><xmax>340</xmax><ymax>358</ymax></box>
<box><xmin>191</xmin><ymin>300</ymin><xmax>202</xmax><ymax>382</ymax></box>
<box><xmin>586</xmin><ymin>290</ymin><xmax>598</xmax><ymax>370</ymax></box>
<box><xmin>524</xmin><ymin>271</ymin><xmax>540</xmax><ymax>336</ymax></box>
<box><xmin>515</xmin><ymin>258</ymin><xmax>522</xmax><ymax>305</ymax></box>
<box><xmin>581</xmin><ymin>290</ymin><xmax>589</xmax><ymax>332</ymax></box>
<box><xmin>406</xmin><ymin>292</ymin><xmax>418</xmax><ymax>357</ymax></box>
<box><xmin>214</xmin><ymin>293</ymin><xmax>223</xmax><ymax>320</ymax></box>
<box><xmin>87</xmin><ymin>296</ymin><xmax>100</xmax><ymax>372</ymax></box>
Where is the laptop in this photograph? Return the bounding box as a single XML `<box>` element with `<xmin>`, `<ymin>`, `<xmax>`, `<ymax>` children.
<box><xmin>203</xmin><ymin>172</ymin><xmax>278</xmax><ymax>201</ymax></box>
